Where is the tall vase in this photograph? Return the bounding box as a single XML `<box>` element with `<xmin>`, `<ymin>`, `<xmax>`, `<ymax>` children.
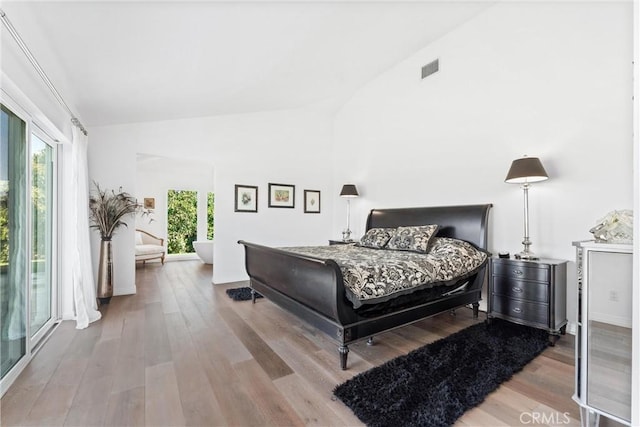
<box><xmin>97</xmin><ymin>238</ymin><xmax>113</xmax><ymax>305</ymax></box>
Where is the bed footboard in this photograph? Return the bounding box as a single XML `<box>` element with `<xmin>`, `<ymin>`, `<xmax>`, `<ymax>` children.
<box><xmin>239</xmin><ymin>241</ymin><xmax>357</xmax><ymax>335</ymax></box>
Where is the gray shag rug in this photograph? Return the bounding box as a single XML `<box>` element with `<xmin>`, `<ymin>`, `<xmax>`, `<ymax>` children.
<box><xmin>225</xmin><ymin>286</ymin><xmax>263</xmax><ymax>301</ymax></box>
<box><xmin>333</xmin><ymin>319</ymin><xmax>550</xmax><ymax>427</ymax></box>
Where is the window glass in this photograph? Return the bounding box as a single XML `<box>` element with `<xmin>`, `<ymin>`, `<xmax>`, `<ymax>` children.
<box><xmin>30</xmin><ymin>134</ymin><xmax>53</xmax><ymax>336</ymax></box>
<box><xmin>0</xmin><ymin>104</ymin><xmax>27</xmax><ymax>379</ymax></box>
<box><xmin>167</xmin><ymin>189</ymin><xmax>197</xmax><ymax>254</ymax></box>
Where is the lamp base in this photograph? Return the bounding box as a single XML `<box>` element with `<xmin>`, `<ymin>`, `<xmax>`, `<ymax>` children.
<box><xmin>514</xmin><ymin>251</ymin><xmax>539</xmax><ymax>261</ymax></box>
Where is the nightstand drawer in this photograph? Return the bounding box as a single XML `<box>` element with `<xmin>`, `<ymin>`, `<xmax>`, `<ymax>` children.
<box><xmin>492</xmin><ymin>296</ymin><xmax>549</xmax><ymax>325</ymax></box>
<box><xmin>492</xmin><ymin>262</ymin><xmax>549</xmax><ymax>282</ymax></box>
<box><xmin>491</xmin><ymin>276</ymin><xmax>549</xmax><ymax>303</ymax></box>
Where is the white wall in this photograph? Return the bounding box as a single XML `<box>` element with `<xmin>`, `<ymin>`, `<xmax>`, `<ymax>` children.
<box><xmin>88</xmin><ymin>108</ymin><xmax>334</xmax><ymax>294</ymax></box>
<box><xmin>88</xmin><ymin>131</ymin><xmax>137</xmax><ymax>295</ymax></box>
<box><xmin>332</xmin><ymin>2</ymin><xmax>634</xmax><ymax>329</ymax></box>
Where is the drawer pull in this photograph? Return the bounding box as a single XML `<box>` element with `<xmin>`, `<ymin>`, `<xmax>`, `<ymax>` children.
<box><xmin>513</xmin><ymin>269</ymin><xmax>523</xmax><ymax>276</ymax></box>
<box><xmin>512</xmin><ymin>287</ymin><xmax>523</xmax><ymax>293</ymax></box>
<box><xmin>512</xmin><ymin>307</ymin><xmax>523</xmax><ymax>313</ymax></box>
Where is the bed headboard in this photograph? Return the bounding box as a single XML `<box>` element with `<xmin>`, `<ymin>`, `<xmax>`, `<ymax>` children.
<box><xmin>365</xmin><ymin>204</ymin><xmax>492</xmax><ymax>250</ymax></box>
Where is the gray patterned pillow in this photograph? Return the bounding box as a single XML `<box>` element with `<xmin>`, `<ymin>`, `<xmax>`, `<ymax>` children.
<box><xmin>359</xmin><ymin>228</ymin><xmax>397</xmax><ymax>249</ymax></box>
<box><xmin>386</xmin><ymin>224</ymin><xmax>439</xmax><ymax>253</ymax></box>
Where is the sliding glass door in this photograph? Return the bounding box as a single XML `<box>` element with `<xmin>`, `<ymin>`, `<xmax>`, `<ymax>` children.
<box><xmin>0</xmin><ymin>104</ymin><xmax>27</xmax><ymax>380</ymax></box>
<box><xmin>30</xmin><ymin>133</ymin><xmax>55</xmax><ymax>341</ymax></box>
<box><xmin>0</xmin><ymin>103</ymin><xmax>58</xmax><ymax>389</ymax></box>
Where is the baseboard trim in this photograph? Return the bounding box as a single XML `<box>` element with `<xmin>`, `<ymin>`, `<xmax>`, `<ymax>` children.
<box><xmin>213</xmin><ymin>279</ymin><xmax>250</xmax><ymax>287</ymax></box>
<box><xmin>115</xmin><ymin>285</ymin><xmax>137</xmax><ymax>296</ymax></box>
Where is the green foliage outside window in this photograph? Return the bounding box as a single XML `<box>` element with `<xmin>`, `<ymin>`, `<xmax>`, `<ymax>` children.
<box><xmin>207</xmin><ymin>192</ymin><xmax>214</xmax><ymax>240</ymax></box>
<box><xmin>167</xmin><ymin>189</ymin><xmax>197</xmax><ymax>254</ymax></box>
<box><xmin>0</xmin><ymin>194</ymin><xmax>7</xmax><ymax>265</ymax></box>
<box><xmin>0</xmin><ymin>150</ymin><xmax>48</xmax><ymax>266</ymax></box>
<box><xmin>31</xmin><ymin>149</ymin><xmax>48</xmax><ymax>261</ymax></box>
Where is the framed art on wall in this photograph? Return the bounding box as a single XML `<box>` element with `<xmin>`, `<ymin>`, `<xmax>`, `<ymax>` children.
<box><xmin>304</xmin><ymin>190</ymin><xmax>321</xmax><ymax>213</ymax></box>
<box><xmin>235</xmin><ymin>185</ymin><xmax>258</xmax><ymax>212</ymax></box>
<box><xmin>144</xmin><ymin>198</ymin><xmax>155</xmax><ymax>209</ymax></box>
<box><xmin>268</xmin><ymin>183</ymin><xmax>295</xmax><ymax>208</ymax></box>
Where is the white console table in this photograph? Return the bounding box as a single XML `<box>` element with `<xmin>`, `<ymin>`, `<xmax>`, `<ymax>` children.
<box><xmin>572</xmin><ymin>241</ymin><xmax>633</xmax><ymax>427</ymax></box>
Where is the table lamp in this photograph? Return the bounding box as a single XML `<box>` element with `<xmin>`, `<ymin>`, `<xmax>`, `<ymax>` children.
<box><xmin>340</xmin><ymin>184</ymin><xmax>359</xmax><ymax>241</ymax></box>
<box><xmin>505</xmin><ymin>156</ymin><xmax>548</xmax><ymax>260</ymax></box>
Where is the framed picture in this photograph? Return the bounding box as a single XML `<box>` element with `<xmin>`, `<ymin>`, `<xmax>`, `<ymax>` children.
<box><xmin>234</xmin><ymin>185</ymin><xmax>258</xmax><ymax>212</ymax></box>
<box><xmin>143</xmin><ymin>198</ymin><xmax>155</xmax><ymax>209</ymax></box>
<box><xmin>304</xmin><ymin>190</ymin><xmax>321</xmax><ymax>213</ymax></box>
<box><xmin>268</xmin><ymin>183</ymin><xmax>295</xmax><ymax>208</ymax></box>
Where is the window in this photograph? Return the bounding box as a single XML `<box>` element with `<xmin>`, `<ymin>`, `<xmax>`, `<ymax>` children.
<box><xmin>207</xmin><ymin>192</ymin><xmax>214</xmax><ymax>240</ymax></box>
<box><xmin>167</xmin><ymin>189</ymin><xmax>197</xmax><ymax>254</ymax></box>
<box><xmin>30</xmin><ymin>133</ymin><xmax>54</xmax><ymax>337</ymax></box>
<box><xmin>0</xmin><ymin>104</ymin><xmax>27</xmax><ymax>380</ymax></box>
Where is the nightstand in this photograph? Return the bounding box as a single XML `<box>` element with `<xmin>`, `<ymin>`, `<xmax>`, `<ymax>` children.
<box><xmin>487</xmin><ymin>257</ymin><xmax>568</xmax><ymax>345</ymax></box>
<box><xmin>329</xmin><ymin>239</ymin><xmax>356</xmax><ymax>245</ymax></box>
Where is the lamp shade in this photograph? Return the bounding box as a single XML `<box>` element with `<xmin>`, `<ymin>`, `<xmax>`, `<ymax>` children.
<box><xmin>505</xmin><ymin>157</ymin><xmax>549</xmax><ymax>184</ymax></box>
<box><xmin>340</xmin><ymin>184</ymin><xmax>359</xmax><ymax>197</ymax></box>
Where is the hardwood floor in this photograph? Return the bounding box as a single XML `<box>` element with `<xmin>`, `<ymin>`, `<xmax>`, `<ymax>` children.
<box><xmin>2</xmin><ymin>260</ymin><xmax>583</xmax><ymax>426</ymax></box>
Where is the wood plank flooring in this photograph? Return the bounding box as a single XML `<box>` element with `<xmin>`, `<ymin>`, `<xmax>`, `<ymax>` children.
<box><xmin>2</xmin><ymin>260</ymin><xmax>584</xmax><ymax>426</ymax></box>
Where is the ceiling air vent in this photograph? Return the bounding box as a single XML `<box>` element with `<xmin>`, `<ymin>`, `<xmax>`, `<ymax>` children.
<box><xmin>421</xmin><ymin>59</ymin><xmax>439</xmax><ymax>79</ymax></box>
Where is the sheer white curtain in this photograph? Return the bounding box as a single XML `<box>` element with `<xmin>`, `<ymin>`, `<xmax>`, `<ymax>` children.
<box><xmin>6</xmin><ymin>111</ymin><xmax>27</xmax><ymax>340</ymax></box>
<box><xmin>69</xmin><ymin>127</ymin><xmax>101</xmax><ymax>329</ymax></box>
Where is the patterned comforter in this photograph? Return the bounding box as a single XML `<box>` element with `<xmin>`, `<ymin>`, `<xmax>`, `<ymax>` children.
<box><xmin>281</xmin><ymin>237</ymin><xmax>488</xmax><ymax>308</ymax></box>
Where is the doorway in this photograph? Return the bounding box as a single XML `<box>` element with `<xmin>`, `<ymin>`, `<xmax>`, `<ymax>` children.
<box><xmin>135</xmin><ymin>153</ymin><xmax>214</xmax><ymax>262</ymax></box>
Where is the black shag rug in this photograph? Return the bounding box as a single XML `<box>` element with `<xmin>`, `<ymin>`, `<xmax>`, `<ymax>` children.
<box><xmin>333</xmin><ymin>319</ymin><xmax>549</xmax><ymax>427</ymax></box>
<box><xmin>225</xmin><ymin>287</ymin><xmax>263</xmax><ymax>301</ymax></box>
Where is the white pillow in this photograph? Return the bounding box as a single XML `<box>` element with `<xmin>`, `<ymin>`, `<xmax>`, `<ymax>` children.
<box><xmin>135</xmin><ymin>231</ymin><xmax>144</xmax><ymax>245</ymax></box>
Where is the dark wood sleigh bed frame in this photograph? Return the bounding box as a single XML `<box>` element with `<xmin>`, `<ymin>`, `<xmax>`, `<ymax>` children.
<box><xmin>238</xmin><ymin>204</ymin><xmax>492</xmax><ymax>370</ymax></box>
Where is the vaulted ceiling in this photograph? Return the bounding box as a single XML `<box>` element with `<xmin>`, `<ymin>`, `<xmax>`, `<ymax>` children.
<box><xmin>1</xmin><ymin>1</ymin><xmax>493</xmax><ymax>127</ymax></box>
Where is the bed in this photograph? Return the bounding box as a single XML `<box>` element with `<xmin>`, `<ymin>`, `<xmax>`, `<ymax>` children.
<box><xmin>238</xmin><ymin>204</ymin><xmax>492</xmax><ymax>369</ymax></box>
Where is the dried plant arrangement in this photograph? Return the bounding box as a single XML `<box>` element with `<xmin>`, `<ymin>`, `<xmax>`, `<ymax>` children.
<box><xmin>89</xmin><ymin>182</ymin><xmax>149</xmax><ymax>240</ymax></box>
